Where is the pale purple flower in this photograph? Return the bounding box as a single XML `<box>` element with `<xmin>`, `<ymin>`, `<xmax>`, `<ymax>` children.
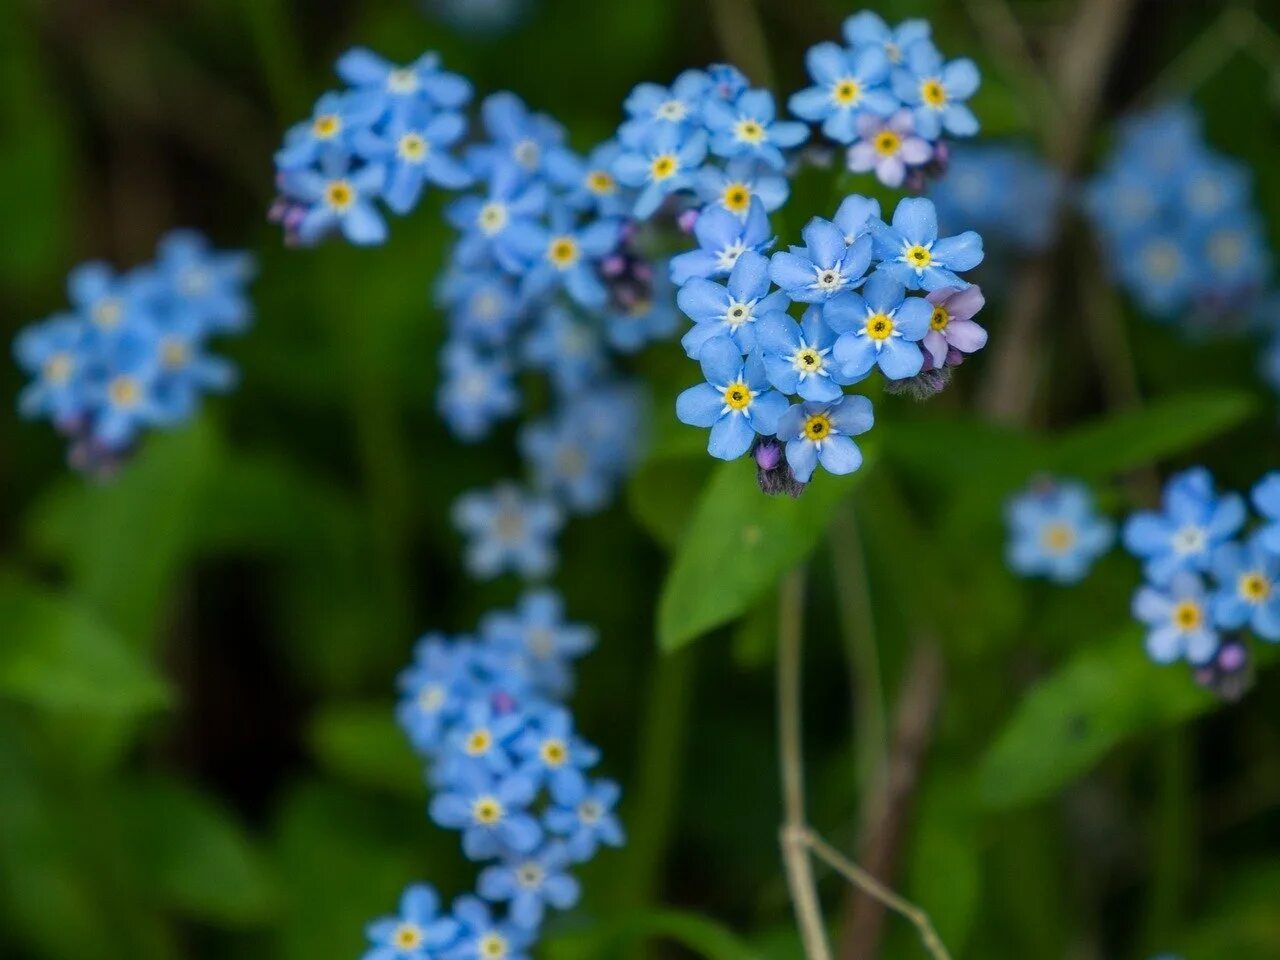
<box><xmin>846</xmin><ymin>109</ymin><xmax>931</xmax><ymax>188</ymax></box>
<box><xmin>921</xmin><ymin>285</ymin><xmax>987</xmax><ymax>368</ymax></box>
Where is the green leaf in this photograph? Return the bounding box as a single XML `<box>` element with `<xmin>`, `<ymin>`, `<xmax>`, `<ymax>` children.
<box><xmin>657</xmin><ymin>453</ymin><xmax>872</xmax><ymax>651</ymax></box>
<box><xmin>308</xmin><ymin>702</ymin><xmax>423</xmax><ymax>797</ymax></box>
<box><xmin>117</xmin><ymin>777</ymin><xmax>277</xmax><ymax>925</ymax></box>
<box><xmin>544</xmin><ymin>909</ymin><xmax>764</xmax><ymax>960</ymax></box>
<box><xmin>0</xmin><ymin>572</ymin><xmax>171</xmax><ymax>718</ymax></box>
<box><xmin>976</xmin><ymin>628</ymin><xmax>1275</xmax><ymax>808</ymax></box>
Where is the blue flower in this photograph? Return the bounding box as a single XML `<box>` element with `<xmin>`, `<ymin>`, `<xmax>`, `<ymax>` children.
<box><xmin>275</xmin><ymin>91</ymin><xmax>380</xmax><ymax>170</ymax></box>
<box><xmin>1252</xmin><ymin>472</ymin><xmax>1280</xmax><ymax>553</ymax></box>
<box><xmin>677</xmin><ymin>249</ymin><xmax>788</xmax><ymax>357</ymax></box>
<box><xmin>703</xmin><ymin>88</ymin><xmax>808</xmax><ymax>169</ymax></box>
<box><xmin>509</xmin><ymin>206</ymin><xmax>620</xmax><ymax>310</ymax></box>
<box><xmin>446</xmin><ymin>162</ymin><xmax>548</xmax><ymax>272</ymax></box>
<box><xmin>1123</xmin><ymin>468</ymin><xmax>1246</xmax><ymax>584</ymax></box>
<box><xmin>521</xmin><ymin>304</ymin><xmax>607</xmax><ymax>394</ymax></box>
<box><xmin>544</xmin><ymin>778</ymin><xmax>624</xmax><ymax>862</ymax></box>
<box><xmin>776</xmin><ymin>395</ymin><xmax>873</xmax><ymax>483</ymax></box>
<box><xmin>438</xmin><ymin>268</ymin><xmax>524</xmax><ymax>347</ymax></box>
<box><xmin>396</xmin><ymin>634</ymin><xmax>470</xmax><ymax>754</ymax></box>
<box><xmin>336</xmin><ymin>48</ymin><xmax>472</xmax><ymax>114</ymax></box>
<box><xmin>545</xmin><ymin>141</ymin><xmax>629</xmax><ymax>218</ymax></box>
<box><xmin>467</xmin><ymin>92</ymin><xmax>565</xmax><ymax>180</ymax></box>
<box><xmin>519</xmin><ymin>416</ymin><xmax>615</xmax><ymax>515</ymax></box>
<box><xmin>890</xmin><ymin>43</ymin><xmax>980</xmax><ymax>140</ymax></box>
<box><xmin>843</xmin><ymin>11</ymin><xmax>932</xmax><ymax>66</ymax></box>
<box><xmin>353</xmin><ymin>109</ymin><xmax>473</xmax><ymax>214</ymax></box>
<box><xmin>1004</xmin><ymin>481</ymin><xmax>1115</xmax><ymax>584</ymax></box>
<box><xmin>825</xmin><ymin>271</ymin><xmax>930</xmax><ymax>380</ymax></box>
<box><xmin>618</xmin><ymin>69</ymin><xmax>712</xmax><ymax>145</ymax></box>
<box><xmin>428</xmin><ymin>766</ymin><xmax>542</xmax><ymax>860</ymax></box>
<box><xmin>86</xmin><ymin>327</ymin><xmax>166</xmax><ymax>448</ymax></box>
<box><xmin>788</xmin><ymin>43</ymin><xmax>895</xmax><ymax>144</ymax></box>
<box><xmin>445</xmin><ymin>896</ymin><xmax>534</xmax><ymax>960</ymax></box>
<box><xmin>695</xmin><ymin>158</ymin><xmax>789</xmax><ymax>217</ymax></box>
<box><xmin>768</xmin><ymin>215</ymin><xmax>873</xmax><ymax>303</ymax></box>
<box><xmin>437</xmin><ymin>340</ymin><xmax>518</xmax><ymax>441</ymax></box>
<box><xmin>14</xmin><ymin>316</ymin><xmax>88</xmax><ymax>423</ymax></box>
<box><xmin>669</xmin><ymin>199</ymin><xmax>773</xmax><ymax>285</ymax></box>
<box><xmin>927</xmin><ymin>145</ymin><xmax>1061</xmax><ymax>252</ymax></box>
<box><xmin>147</xmin><ymin>312</ymin><xmax>237</xmax><ymax>424</ymax></box>
<box><xmin>513</xmin><ymin>706</ymin><xmax>598</xmax><ymax>795</ymax></box>
<box><xmin>869</xmin><ymin>197</ymin><xmax>984</xmax><ymax>291</ymax></box>
<box><xmin>1210</xmin><ymin>535</ymin><xmax>1280</xmax><ymax>640</ymax></box>
<box><xmin>280</xmin><ymin>150</ymin><xmax>389</xmax><ymax>246</ymax></box>
<box><xmin>452</xmin><ymin>483</ymin><xmax>563</xmax><ymax>580</ymax></box>
<box><xmin>438</xmin><ymin>699</ymin><xmax>526</xmax><ymax>783</ymax></box>
<box><xmin>833</xmin><ymin>194</ymin><xmax>882</xmax><ymax>244</ymax></box>
<box><xmin>757</xmin><ymin>306</ymin><xmax>846</xmax><ymax>401</ymax></box>
<box><xmin>675</xmin><ymin>336</ymin><xmax>788</xmax><ymax>460</ymax></box>
<box><xmin>480</xmin><ymin>590</ymin><xmax>595</xmax><ymax>697</ymax></box>
<box><xmin>66</xmin><ymin>261</ymin><xmax>154</xmax><ymax>337</ymax></box>
<box><xmin>477</xmin><ymin>842</ymin><xmax>580</xmax><ymax>929</ymax></box>
<box><xmin>706</xmin><ymin>63</ymin><xmax>750</xmax><ymax>103</ymax></box>
<box><xmin>362</xmin><ymin>884</ymin><xmax>460</xmax><ymax>960</ymax></box>
<box><xmin>152</xmin><ymin>230</ymin><xmax>256</xmax><ymax>334</ymax></box>
<box><xmin>613</xmin><ymin>123</ymin><xmax>708</xmax><ymax>219</ymax></box>
<box><xmin>1133</xmin><ymin>570</ymin><xmax>1220</xmax><ymax>665</ymax></box>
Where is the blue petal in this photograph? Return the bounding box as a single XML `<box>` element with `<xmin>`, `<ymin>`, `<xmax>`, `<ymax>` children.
<box><xmin>708</xmin><ymin>413</ymin><xmax>755</xmax><ymax>460</ymax></box>
<box><xmin>876</xmin><ymin>338</ymin><xmax>924</xmax><ymax>380</ymax></box>
<box><xmin>817</xmin><ymin>435</ymin><xmax>863</xmax><ymax>475</ymax></box>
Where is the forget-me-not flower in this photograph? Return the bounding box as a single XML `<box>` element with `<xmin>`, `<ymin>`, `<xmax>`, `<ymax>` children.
<box><xmin>1005</xmin><ymin>481</ymin><xmax>1115</xmax><ymax>584</ymax></box>
<box><xmin>1210</xmin><ymin>535</ymin><xmax>1280</xmax><ymax>640</ymax></box>
<box><xmin>669</xmin><ymin>199</ymin><xmax>773</xmax><ymax>285</ymax></box>
<box><xmin>869</xmin><ymin>197</ymin><xmax>984</xmax><ymax>291</ymax></box>
<box><xmin>776</xmin><ymin>394</ymin><xmax>874</xmax><ymax>483</ymax></box>
<box><xmin>452</xmin><ymin>482</ymin><xmax>563</xmax><ymax>580</ymax></box>
<box><xmin>1133</xmin><ymin>570</ymin><xmax>1220</xmax><ymax>665</ymax></box>
<box><xmin>477</xmin><ymin>842</ymin><xmax>580</xmax><ymax>929</ymax></box>
<box><xmin>757</xmin><ymin>306</ymin><xmax>846</xmax><ymax>401</ymax></box>
<box><xmin>703</xmin><ymin>88</ymin><xmax>808</xmax><ymax>169</ymax></box>
<box><xmin>891</xmin><ymin>43</ymin><xmax>980</xmax><ymax>140</ymax></box>
<box><xmin>768</xmin><ymin>214</ymin><xmax>873</xmax><ymax>302</ymax></box>
<box><xmin>825</xmin><ymin>271</ymin><xmax>931</xmax><ymax>381</ymax></box>
<box><xmin>362</xmin><ymin>883</ymin><xmax>460</xmax><ymax>960</ymax></box>
<box><xmin>613</xmin><ymin>124</ymin><xmax>708</xmax><ymax>219</ymax></box>
<box><xmin>428</xmin><ymin>766</ymin><xmax>542</xmax><ymax>860</ymax></box>
<box><xmin>788</xmin><ymin>42</ymin><xmax>895</xmax><ymax>143</ymax></box>
<box><xmin>544</xmin><ymin>778</ymin><xmax>625</xmax><ymax>862</ymax></box>
<box><xmin>1123</xmin><ymin>468</ymin><xmax>1246</xmax><ymax>584</ymax></box>
<box><xmin>675</xmin><ymin>336</ymin><xmax>787</xmax><ymax>460</ymax></box>
<box><xmin>677</xmin><ymin>249</ymin><xmax>788</xmax><ymax>357</ymax></box>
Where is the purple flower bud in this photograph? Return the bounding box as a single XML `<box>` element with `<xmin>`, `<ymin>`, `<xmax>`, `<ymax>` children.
<box><xmin>754</xmin><ymin>437</ymin><xmax>783</xmax><ymax>471</ymax></box>
<box><xmin>676</xmin><ymin>208</ymin><xmax>701</xmax><ymax>234</ymax></box>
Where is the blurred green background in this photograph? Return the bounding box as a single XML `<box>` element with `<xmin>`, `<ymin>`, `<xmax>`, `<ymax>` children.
<box><xmin>3</xmin><ymin>1</ymin><xmax>1280</xmax><ymax>959</ymax></box>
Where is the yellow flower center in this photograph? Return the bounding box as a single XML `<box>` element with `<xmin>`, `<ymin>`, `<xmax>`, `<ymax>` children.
<box><xmin>722</xmin><ymin>183</ymin><xmax>751</xmax><ymax>214</ymax></box>
<box><xmin>929</xmin><ymin>305</ymin><xmax>950</xmax><ymax>331</ymax></box>
<box><xmin>312</xmin><ymin>113</ymin><xmax>342</xmax><ymax>139</ymax></box>
<box><xmin>1041</xmin><ymin>522</ymin><xmax>1076</xmax><ymax>554</ymax></box>
<box><xmin>650</xmin><ymin>154</ymin><xmax>678</xmax><ymax>181</ymax></box>
<box><xmin>92</xmin><ymin>297</ymin><xmax>123</xmax><ymax>329</ymax></box>
<box><xmin>586</xmin><ymin>170</ymin><xmax>616</xmax><ymax>195</ymax></box>
<box><xmin>160</xmin><ymin>338</ymin><xmax>188</xmax><ymax>369</ymax></box>
<box><xmin>725</xmin><ymin>301</ymin><xmax>752</xmax><ymax>327</ymax></box>
<box><xmin>1239</xmin><ymin>571</ymin><xmax>1271</xmax><ymax>602</ymax></box>
<box><xmin>832</xmin><ymin>78</ymin><xmax>861</xmax><ymax>106</ymax></box>
<box><xmin>803</xmin><ymin>413</ymin><xmax>832</xmax><ymax>441</ymax></box>
<box><xmin>479</xmin><ymin>933</ymin><xmax>508</xmax><ymax>959</ymax></box>
<box><xmin>793</xmin><ymin>347</ymin><xmax>823</xmax><ymax>374</ymax></box>
<box><xmin>472</xmin><ymin>796</ymin><xmax>504</xmax><ymax>825</ymax></box>
<box><xmin>866</xmin><ymin>313</ymin><xmax>895</xmax><ymax>340</ymax></box>
<box><xmin>44</xmin><ymin>353</ymin><xmax>73</xmax><ymax>384</ymax></box>
<box><xmin>874</xmin><ymin>130</ymin><xmax>902</xmax><ymax>156</ymax></box>
<box><xmin>325</xmin><ymin>180</ymin><xmax>354</xmax><ymax>211</ymax></box>
<box><xmin>1172</xmin><ymin>601</ymin><xmax>1203</xmax><ymax>631</ymax></box>
<box><xmin>398</xmin><ymin>133</ymin><xmax>428</xmax><ymax>162</ymax></box>
<box><xmin>905</xmin><ymin>245</ymin><xmax>932</xmax><ymax>268</ymax></box>
<box><xmin>464</xmin><ymin>728</ymin><xmax>493</xmax><ymax>756</ymax></box>
<box><xmin>735</xmin><ymin>118</ymin><xmax>765</xmax><ymax>143</ymax></box>
<box><xmin>722</xmin><ymin>381</ymin><xmax>752</xmax><ymax>411</ymax></box>
<box><xmin>478</xmin><ymin>202</ymin><xmax>508</xmax><ymax>236</ymax></box>
<box><xmin>108</xmin><ymin>376</ymin><xmax>141</xmax><ymax>408</ymax></box>
<box><xmin>921</xmin><ymin>79</ymin><xmax>948</xmax><ymax>108</ymax></box>
<box><xmin>393</xmin><ymin>924</ymin><xmax>424</xmax><ymax>950</ymax></box>
<box><xmin>547</xmin><ymin>236</ymin><xmax>580</xmax><ymax>269</ymax></box>
<box><xmin>540</xmin><ymin>738</ymin><xmax>569</xmax><ymax>767</ymax></box>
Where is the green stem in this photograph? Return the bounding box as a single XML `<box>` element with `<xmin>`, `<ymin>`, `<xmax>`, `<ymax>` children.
<box><xmin>1143</xmin><ymin>730</ymin><xmax>1194</xmax><ymax>950</ymax></box>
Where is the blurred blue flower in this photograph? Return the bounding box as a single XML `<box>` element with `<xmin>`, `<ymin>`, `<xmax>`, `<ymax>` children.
<box><xmin>467</xmin><ymin>92</ymin><xmax>565</xmax><ymax>181</ymax></box>
<box><xmin>281</xmin><ymin>150</ymin><xmax>389</xmax><ymax>245</ymax></box>
<box><xmin>843</xmin><ymin>11</ymin><xmax>932</xmax><ymax>66</ymax></box>
<box><xmin>353</xmin><ymin>109</ymin><xmax>473</xmax><ymax>214</ymax></box>
<box><xmin>480</xmin><ymin>590</ymin><xmax>595</xmax><ymax>697</ymax></box>
<box><xmin>446</xmin><ymin>162</ymin><xmax>548</xmax><ymax>272</ymax></box>
<box><xmin>618</xmin><ymin>69</ymin><xmax>711</xmax><ymax>145</ymax></box>
<box><xmin>1133</xmin><ymin>570</ymin><xmax>1220</xmax><ymax>665</ymax></box>
<box><xmin>1252</xmin><ymin>472</ymin><xmax>1280</xmax><ymax>553</ymax></box>
<box><xmin>513</xmin><ymin>706</ymin><xmax>598</xmax><ymax>796</ymax></box>
<box><xmin>544</xmin><ymin>778</ymin><xmax>624</xmax><ymax>862</ymax></box>
<box><xmin>545</xmin><ymin>141</ymin><xmax>630</xmax><ymax>218</ymax></box>
<box><xmin>362</xmin><ymin>884</ymin><xmax>460</xmax><ymax>960</ymax></box>
<box><xmin>703</xmin><ymin>88</ymin><xmax>808</xmax><ymax>169</ymax></box>
<box><xmin>477</xmin><ymin>842</ymin><xmax>579</xmax><ymax>929</ymax></box>
<box><xmin>788</xmin><ymin>42</ymin><xmax>894</xmax><ymax>143</ymax></box>
<box><xmin>337</xmin><ymin>48</ymin><xmax>472</xmax><ymax>114</ymax></box>
<box><xmin>436</xmin><ymin>340</ymin><xmax>519</xmax><ymax>441</ymax></box>
<box><xmin>613</xmin><ymin>123</ymin><xmax>708</xmax><ymax>219</ymax></box>
<box><xmin>1210</xmin><ymin>535</ymin><xmax>1280</xmax><ymax>640</ymax></box>
<box><xmin>275</xmin><ymin>91</ymin><xmax>380</xmax><ymax>170</ymax></box>
<box><xmin>452</xmin><ymin>483</ymin><xmax>563</xmax><ymax>580</ymax></box>
<box><xmin>509</xmin><ymin>207</ymin><xmax>620</xmax><ymax>310</ymax></box>
<box><xmin>445</xmin><ymin>896</ymin><xmax>534</xmax><ymax>960</ymax></box>
<box><xmin>520</xmin><ymin>304</ymin><xmax>608</xmax><ymax>394</ymax></box>
<box><xmin>890</xmin><ymin>44</ymin><xmax>980</xmax><ymax>140</ymax></box>
<box><xmin>1123</xmin><ymin>468</ymin><xmax>1245</xmax><ymax>584</ymax></box>
<box><xmin>1004</xmin><ymin>481</ymin><xmax>1115</xmax><ymax>584</ymax></box>
<box><xmin>695</xmin><ymin>158</ymin><xmax>789</xmax><ymax>217</ymax></box>
<box><xmin>428</xmin><ymin>766</ymin><xmax>542</xmax><ymax>860</ymax></box>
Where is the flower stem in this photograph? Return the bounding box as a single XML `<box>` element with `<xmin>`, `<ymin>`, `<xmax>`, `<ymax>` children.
<box><xmin>777</xmin><ymin>567</ymin><xmax>831</xmax><ymax>960</ymax></box>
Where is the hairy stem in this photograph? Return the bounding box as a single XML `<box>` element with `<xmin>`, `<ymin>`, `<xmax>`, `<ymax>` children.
<box><xmin>777</xmin><ymin>567</ymin><xmax>831</xmax><ymax>960</ymax></box>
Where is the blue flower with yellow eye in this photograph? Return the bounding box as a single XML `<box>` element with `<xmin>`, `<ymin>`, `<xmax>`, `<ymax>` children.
<box><xmin>825</xmin><ymin>271</ymin><xmax>930</xmax><ymax>381</ymax></box>
<box><xmin>275</xmin><ymin>91</ymin><xmax>380</xmax><ymax>170</ymax></box>
<box><xmin>1123</xmin><ymin>467</ymin><xmax>1245</xmax><ymax>585</ymax></box>
<box><xmin>776</xmin><ymin>394</ymin><xmax>874</xmax><ymax>483</ymax></box>
<box><xmin>788</xmin><ymin>42</ymin><xmax>895</xmax><ymax>143</ymax></box>
<box><xmin>337</xmin><ymin>48</ymin><xmax>473</xmax><ymax>115</ymax></box>
<box><xmin>843</xmin><ymin>11</ymin><xmax>932</xmax><ymax>66</ymax></box>
<box><xmin>669</xmin><ymin>199</ymin><xmax>773</xmax><ymax>285</ymax></box>
<box><xmin>1252</xmin><ymin>472</ymin><xmax>1280</xmax><ymax>553</ymax></box>
<box><xmin>281</xmin><ymin>150</ymin><xmax>389</xmax><ymax>246</ymax></box>
<box><xmin>695</xmin><ymin>158</ymin><xmax>789</xmax><ymax>217</ymax></box>
<box><xmin>397</xmin><ymin>634</ymin><xmax>470</xmax><ymax>754</ymax></box>
<box><xmin>362</xmin><ymin>883</ymin><xmax>460</xmax><ymax>960</ymax></box>
<box><xmin>1133</xmin><ymin>570</ymin><xmax>1220</xmax><ymax>666</ymax></box>
<box><xmin>513</xmin><ymin>706</ymin><xmax>599</xmax><ymax>796</ymax></box>
<box><xmin>521</xmin><ymin>304</ymin><xmax>608</xmax><ymax>394</ymax></box>
<box><xmin>1004</xmin><ymin>480</ymin><xmax>1115</xmax><ymax>584</ymax></box>
<box><xmin>544</xmin><ymin>778</ymin><xmax>624</xmax><ymax>862</ymax></box>
<box><xmin>467</xmin><ymin>91</ymin><xmax>565</xmax><ymax>180</ymax></box>
<box><xmin>676</xmin><ymin>336</ymin><xmax>788</xmax><ymax>460</ymax></box>
<box><xmin>618</xmin><ymin>69</ymin><xmax>711</xmax><ymax>145</ymax></box>
<box><xmin>152</xmin><ymin>231</ymin><xmax>255</xmax><ymax>334</ymax></box>
<box><xmin>428</xmin><ymin>766</ymin><xmax>542</xmax><ymax>860</ymax></box>
<box><xmin>477</xmin><ymin>842</ymin><xmax>580</xmax><ymax>929</ymax></box>
<box><xmin>446</xmin><ymin>896</ymin><xmax>534</xmax><ymax>960</ymax></box>
<box><xmin>890</xmin><ymin>43</ymin><xmax>980</xmax><ymax>140</ymax></box>
<box><xmin>437</xmin><ymin>340</ymin><xmax>518</xmax><ymax>441</ymax></box>
<box><xmin>148</xmin><ymin>313</ymin><xmax>236</xmax><ymax>424</ymax></box>
<box><xmin>452</xmin><ymin>482</ymin><xmax>563</xmax><ymax>580</ymax></box>
<box><xmin>869</xmin><ymin>197</ymin><xmax>984</xmax><ymax>291</ymax></box>
<box><xmin>437</xmin><ymin>699</ymin><xmax>526</xmax><ymax>785</ymax></box>
<box><xmin>546</xmin><ymin>141</ymin><xmax>629</xmax><ymax>217</ymax></box>
<box><xmin>14</xmin><ymin>316</ymin><xmax>88</xmax><ymax>423</ymax></box>
<box><xmin>703</xmin><ymin>88</ymin><xmax>808</xmax><ymax>170</ymax></box>
<box><xmin>480</xmin><ymin>590</ymin><xmax>595</xmax><ymax>697</ymax></box>
<box><xmin>353</xmin><ymin>109</ymin><xmax>473</xmax><ymax>214</ymax></box>
<box><xmin>768</xmin><ymin>215</ymin><xmax>873</xmax><ymax>302</ymax></box>
<box><xmin>447</xmin><ymin>162</ymin><xmax>548</xmax><ymax>272</ymax></box>
<box><xmin>1210</xmin><ymin>535</ymin><xmax>1280</xmax><ymax>640</ymax></box>
<box><xmin>508</xmin><ymin>207</ymin><xmax>620</xmax><ymax>310</ymax></box>
<box><xmin>613</xmin><ymin>123</ymin><xmax>708</xmax><ymax>219</ymax></box>
<box><xmin>84</xmin><ymin>326</ymin><xmax>167</xmax><ymax>449</ymax></box>
<box><xmin>677</xmin><ymin>249</ymin><xmax>788</xmax><ymax>357</ymax></box>
<box><xmin>757</xmin><ymin>306</ymin><xmax>846</xmax><ymax>401</ymax></box>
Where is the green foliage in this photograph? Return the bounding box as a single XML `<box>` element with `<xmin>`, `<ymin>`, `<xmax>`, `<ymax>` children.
<box><xmin>309</xmin><ymin>701</ymin><xmax>424</xmax><ymax>797</ymax></box>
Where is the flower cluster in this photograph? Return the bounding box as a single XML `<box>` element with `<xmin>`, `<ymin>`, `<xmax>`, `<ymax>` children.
<box><xmin>928</xmin><ymin>143</ymin><xmax>1061</xmax><ymax>254</ymax></box>
<box><xmin>362</xmin><ymin>590</ymin><xmax>622</xmax><ymax>960</ymax></box>
<box><xmin>13</xmin><ymin>231</ymin><xmax>254</xmax><ymax>475</ymax></box>
<box><xmin>791</xmin><ymin>11</ymin><xmax>981</xmax><ymax>189</ymax></box>
<box><xmin>1123</xmin><ymin>467</ymin><xmax>1280</xmax><ymax>697</ymax></box>
<box><xmin>675</xmin><ymin>194</ymin><xmax>986</xmax><ymax>495</ymax></box>
<box><xmin>1085</xmin><ymin>104</ymin><xmax>1270</xmax><ymax>325</ymax></box>
<box><xmin>1005</xmin><ymin>478</ymin><xmax>1115</xmax><ymax>584</ymax></box>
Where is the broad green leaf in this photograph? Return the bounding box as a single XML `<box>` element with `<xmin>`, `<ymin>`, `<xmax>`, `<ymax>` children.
<box><xmin>117</xmin><ymin>777</ymin><xmax>277</xmax><ymax>925</ymax></box>
<box><xmin>308</xmin><ymin>702</ymin><xmax>423</xmax><ymax>797</ymax></box>
<box><xmin>657</xmin><ymin>451</ymin><xmax>873</xmax><ymax>651</ymax></box>
<box><xmin>627</xmin><ymin>455</ymin><xmax>713</xmax><ymax>550</ymax></box>
<box><xmin>0</xmin><ymin>572</ymin><xmax>170</xmax><ymax>718</ymax></box>
<box><xmin>977</xmin><ymin>628</ymin><xmax>1275</xmax><ymax>808</ymax></box>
